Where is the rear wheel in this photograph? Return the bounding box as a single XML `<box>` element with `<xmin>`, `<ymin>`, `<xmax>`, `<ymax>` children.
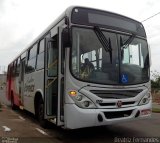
<box><xmin>11</xmin><ymin>94</ymin><xmax>17</xmax><ymax>110</ymax></box>
<box><xmin>37</xmin><ymin>99</ymin><xmax>48</xmax><ymax>128</ymax></box>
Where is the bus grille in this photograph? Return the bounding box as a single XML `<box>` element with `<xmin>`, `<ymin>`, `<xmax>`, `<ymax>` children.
<box><xmin>99</xmin><ymin>101</ymin><xmax>135</xmax><ymax>106</ymax></box>
<box><xmin>103</xmin><ymin>110</ymin><xmax>133</xmax><ymax>119</ymax></box>
<box><xmin>90</xmin><ymin>90</ymin><xmax>142</xmax><ymax>99</ymax></box>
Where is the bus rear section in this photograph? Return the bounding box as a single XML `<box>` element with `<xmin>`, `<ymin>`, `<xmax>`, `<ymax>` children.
<box><xmin>6</xmin><ymin>61</ymin><xmax>22</xmax><ymax>109</ymax></box>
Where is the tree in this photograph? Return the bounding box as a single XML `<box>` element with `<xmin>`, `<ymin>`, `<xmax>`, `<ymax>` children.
<box><xmin>151</xmin><ymin>70</ymin><xmax>160</xmax><ymax>89</ymax></box>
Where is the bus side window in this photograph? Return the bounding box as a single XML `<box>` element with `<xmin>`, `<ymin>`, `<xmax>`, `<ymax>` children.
<box><xmin>13</xmin><ymin>61</ymin><xmax>16</xmax><ymax>77</ymax></box>
<box><xmin>10</xmin><ymin>63</ymin><xmax>13</xmax><ymax>77</ymax></box>
<box><xmin>15</xmin><ymin>57</ymin><xmax>20</xmax><ymax>76</ymax></box>
<box><xmin>48</xmin><ymin>35</ymin><xmax>58</xmax><ymax>77</ymax></box>
<box><xmin>26</xmin><ymin>44</ymin><xmax>37</xmax><ymax>73</ymax></box>
<box><xmin>36</xmin><ymin>39</ymin><xmax>45</xmax><ymax>70</ymax></box>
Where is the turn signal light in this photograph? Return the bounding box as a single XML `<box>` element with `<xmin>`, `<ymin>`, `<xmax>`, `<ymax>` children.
<box><xmin>69</xmin><ymin>90</ymin><xmax>77</xmax><ymax>96</ymax></box>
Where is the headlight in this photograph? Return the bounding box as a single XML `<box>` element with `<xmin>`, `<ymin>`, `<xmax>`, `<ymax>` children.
<box><xmin>139</xmin><ymin>93</ymin><xmax>151</xmax><ymax>105</ymax></box>
<box><xmin>82</xmin><ymin>101</ymin><xmax>90</xmax><ymax>107</ymax></box>
<box><xmin>68</xmin><ymin>90</ymin><xmax>97</xmax><ymax>108</ymax></box>
<box><xmin>75</xmin><ymin>95</ymin><xmax>83</xmax><ymax>101</ymax></box>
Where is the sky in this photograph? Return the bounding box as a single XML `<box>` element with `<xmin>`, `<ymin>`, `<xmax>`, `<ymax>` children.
<box><xmin>0</xmin><ymin>0</ymin><xmax>160</xmax><ymax>74</ymax></box>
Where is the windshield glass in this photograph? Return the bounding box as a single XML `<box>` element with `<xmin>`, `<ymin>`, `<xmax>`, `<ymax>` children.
<box><xmin>71</xmin><ymin>27</ymin><xmax>149</xmax><ymax>85</ymax></box>
<box><xmin>119</xmin><ymin>35</ymin><xmax>149</xmax><ymax>84</ymax></box>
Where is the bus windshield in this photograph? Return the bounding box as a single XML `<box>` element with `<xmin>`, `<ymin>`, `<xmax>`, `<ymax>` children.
<box><xmin>71</xmin><ymin>27</ymin><xmax>149</xmax><ymax>85</ymax></box>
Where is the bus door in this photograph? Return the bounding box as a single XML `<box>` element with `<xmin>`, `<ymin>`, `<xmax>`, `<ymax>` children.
<box><xmin>57</xmin><ymin>26</ymin><xmax>65</xmax><ymax>126</ymax></box>
<box><xmin>44</xmin><ymin>27</ymin><xmax>64</xmax><ymax>126</ymax></box>
<box><xmin>44</xmin><ymin>36</ymin><xmax>58</xmax><ymax>120</ymax></box>
<box><xmin>19</xmin><ymin>58</ymin><xmax>25</xmax><ymax>107</ymax></box>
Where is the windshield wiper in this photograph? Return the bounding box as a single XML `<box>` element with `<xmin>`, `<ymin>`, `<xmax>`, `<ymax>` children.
<box><xmin>94</xmin><ymin>26</ymin><xmax>112</xmax><ymax>63</ymax></box>
<box><xmin>121</xmin><ymin>34</ymin><xmax>136</xmax><ymax>49</ymax></box>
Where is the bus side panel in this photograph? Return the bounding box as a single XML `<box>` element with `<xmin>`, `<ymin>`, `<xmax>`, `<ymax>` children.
<box><xmin>11</xmin><ymin>76</ymin><xmax>21</xmax><ymax>106</ymax></box>
<box><xmin>23</xmin><ymin>70</ymin><xmax>44</xmax><ymax>114</ymax></box>
<box><xmin>6</xmin><ymin>75</ymin><xmax>11</xmax><ymax>101</ymax></box>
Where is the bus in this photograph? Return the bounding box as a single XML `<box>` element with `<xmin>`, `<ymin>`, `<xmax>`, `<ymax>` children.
<box><xmin>6</xmin><ymin>6</ymin><xmax>152</xmax><ymax>129</ymax></box>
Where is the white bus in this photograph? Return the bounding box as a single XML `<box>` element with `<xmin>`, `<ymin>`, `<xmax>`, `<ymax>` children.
<box><xmin>6</xmin><ymin>6</ymin><xmax>152</xmax><ymax>129</ymax></box>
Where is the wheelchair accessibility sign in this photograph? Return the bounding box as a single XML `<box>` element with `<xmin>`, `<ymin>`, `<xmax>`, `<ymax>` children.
<box><xmin>121</xmin><ymin>74</ymin><xmax>128</xmax><ymax>83</ymax></box>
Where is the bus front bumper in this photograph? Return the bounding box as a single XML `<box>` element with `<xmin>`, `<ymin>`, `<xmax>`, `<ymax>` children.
<box><xmin>64</xmin><ymin>101</ymin><xmax>152</xmax><ymax>129</ymax></box>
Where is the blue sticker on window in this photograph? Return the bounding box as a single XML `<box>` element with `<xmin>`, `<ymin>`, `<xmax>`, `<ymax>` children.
<box><xmin>121</xmin><ymin>74</ymin><xmax>128</xmax><ymax>83</ymax></box>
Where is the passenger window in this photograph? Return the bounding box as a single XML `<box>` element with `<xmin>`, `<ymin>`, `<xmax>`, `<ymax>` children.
<box><xmin>36</xmin><ymin>39</ymin><xmax>45</xmax><ymax>70</ymax></box>
<box><xmin>29</xmin><ymin>44</ymin><xmax>37</xmax><ymax>59</ymax></box>
<box><xmin>10</xmin><ymin>63</ymin><xmax>14</xmax><ymax>76</ymax></box>
<box><xmin>14</xmin><ymin>60</ymin><xmax>17</xmax><ymax>76</ymax></box>
<box><xmin>16</xmin><ymin>58</ymin><xmax>20</xmax><ymax>76</ymax></box>
<box><xmin>27</xmin><ymin>58</ymin><xmax>36</xmax><ymax>72</ymax></box>
<box><xmin>21</xmin><ymin>52</ymin><xmax>26</xmax><ymax>59</ymax></box>
<box><xmin>39</xmin><ymin>39</ymin><xmax>45</xmax><ymax>53</ymax></box>
<box><xmin>26</xmin><ymin>44</ymin><xmax>37</xmax><ymax>73</ymax></box>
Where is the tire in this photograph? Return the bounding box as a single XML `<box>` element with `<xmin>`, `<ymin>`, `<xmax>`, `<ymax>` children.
<box><xmin>37</xmin><ymin>99</ymin><xmax>48</xmax><ymax>128</ymax></box>
<box><xmin>11</xmin><ymin>95</ymin><xmax>17</xmax><ymax>110</ymax></box>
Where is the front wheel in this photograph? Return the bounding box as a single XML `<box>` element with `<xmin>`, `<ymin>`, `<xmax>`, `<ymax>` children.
<box><xmin>38</xmin><ymin>100</ymin><xmax>48</xmax><ymax>128</ymax></box>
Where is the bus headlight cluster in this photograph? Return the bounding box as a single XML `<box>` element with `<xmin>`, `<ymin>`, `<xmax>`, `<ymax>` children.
<box><xmin>139</xmin><ymin>93</ymin><xmax>151</xmax><ymax>105</ymax></box>
<box><xmin>69</xmin><ymin>90</ymin><xmax>96</xmax><ymax>108</ymax></box>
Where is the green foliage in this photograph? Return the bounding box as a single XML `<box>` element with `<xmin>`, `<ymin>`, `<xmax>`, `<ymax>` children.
<box><xmin>151</xmin><ymin>71</ymin><xmax>160</xmax><ymax>89</ymax></box>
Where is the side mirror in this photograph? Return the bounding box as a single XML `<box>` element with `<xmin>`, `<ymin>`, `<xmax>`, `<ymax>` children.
<box><xmin>62</xmin><ymin>28</ymin><xmax>71</xmax><ymax>48</ymax></box>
